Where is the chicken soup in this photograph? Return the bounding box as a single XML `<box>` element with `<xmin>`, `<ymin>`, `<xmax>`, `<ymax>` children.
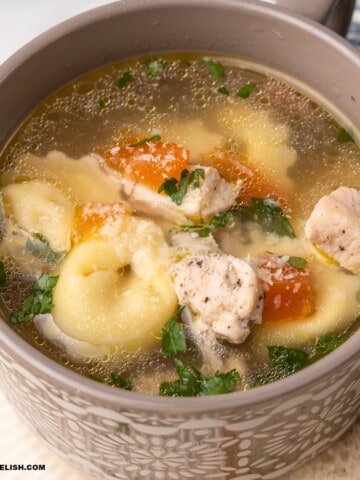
<box><xmin>0</xmin><ymin>54</ymin><xmax>359</xmax><ymax>396</ymax></box>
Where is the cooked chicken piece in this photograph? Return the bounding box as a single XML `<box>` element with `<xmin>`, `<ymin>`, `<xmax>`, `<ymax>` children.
<box><xmin>180</xmin><ymin>165</ymin><xmax>241</xmax><ymax>218</ymax></box>
<box><xmin>305</xmin><ymin>186</ymin><xmax>360</xmax><ymax>274</ymax></box>
<box><xmin>101</xmin><ymin>158</ymin><xmax>240</xmax><ymax>224</ymax></box>
<box><xmin>170</xmin><ymin>253</ymin><xmax>263</xmax><ymax>344</ymax></box>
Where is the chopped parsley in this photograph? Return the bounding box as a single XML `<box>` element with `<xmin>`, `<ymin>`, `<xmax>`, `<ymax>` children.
<box><xmin>180</xmin><ymin>211</ymin><xmax>234</xmax><ymax>237</ymax></box>
<box><xmin>117</xmin><ymin>69</ymin><xmax>133</xmax><ymax>88</ymax></box>
<box><xmin>145</xmin><ymin>58</ymin><xmax>167</xmax><ymax>76</ymax></box>
<box><xmin>9</xmin><ymin>274</ymin><xmax>59</xmax><ymax>324</ymax></box>
<box><xmin>237</xmin><ymin>82</ymin><xmax>257</xmax><ymax>99</ymax></box>
<box><xmin>252</xmin><ymin>335</ymin><xmax>345</xmax><ymax>386</ymax></box>
<box><xmin>129</xmin><ymin>134</ymin><xmax>161</xmax><ymax>147</ymax></box>
<box><xmin>162</xmin><ymin>307</ymin><xmax>186</xmax><ymax>357</ymax></box>
<box><xmin>158</xmin><ymin>168</ymin><xmax>205</xmax><ymax>205</ymax></box>
<box><xmin>110</xmin><ymin>373</ymin><xmax>132</xmax><ymax>390</ymax></box>
<box><xmin>217</xmin><ymin>86</ymin><xmax>229</xmax><ymax>95</ymax></box>
<box><xmin>0</xmin><ymin>261</ymin><xmax>6</xmax><ymax>291</ymax></box>
<box><xmin>160</xmin><ymin>357</ymin><xmax>240</xmax><ymax>397</ymax></box>
<box><xmin>234</xmin><ymin>198</ymin><xmax>296</xmax><ymax>238</ymax></box>
<box><xmin>287</xmin><ymin>256</ymin><xmax>307</xmax><ymax>269</ymax></box>
<box><xmin>337</xmin><ymin>128</ymin><xmax>355</xmax><ymax>144</ymax></box>
<box><xmin>26</xmin><ymin>233</ymin><xmax>65</xmax><ymax>264</ymax></box>
<box><xmin>98</xmin><ymin>98</ymin><xmax>107</xmax><ymax>109</ymax></box>
<box><xmin>203</xmin><ymin>58</ymin><xmax>225</xmax><ymax>78</ymax></box>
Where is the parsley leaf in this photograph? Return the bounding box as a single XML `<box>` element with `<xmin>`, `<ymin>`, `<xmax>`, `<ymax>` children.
<box><xmin>0</xmin><ymin>261</ymin><xmax>6</xmax><ymax>291</ymax></box>
<box><xmin>203</xmin><ymin>58</ymin><xmax>225</xmax><ymax>78</ymax></box>
<box><xmin>337</xmin><ymin>128</ymin><xmax>355</xmax><ymax>144</ymax></box>
<box><xmin>117</xmin><ymin>69</ymin><xmax>133</xmax><ymax>88</ymax></box>
<box><xmin>217</xmin><ymin>86</ymin><xmax>229</xmax><ymax>95</ymax></box>
<box><xmin>110</xmin><ymin>373</ymin><xmax>132</xmax><ymax>390</ymax></box>
<box><xmin>26</xmin><ymin>233</ymin><xmax>65</xmax><ymax>264</ymax></box>
<box><xmin>158</xmin><ymin>168</ymin><xmax>205</xmax><ymax>205</ymax></box>
<box><xmin>235</xmin><ymin>198</ymin><xmax>295</xmax><ymax>238</ymax></box>
<box><xmin>287</xmin><ymin>256</ymin><xmax>307</xmax><ymax>269</ymax></box>
<box><xmin>129</xmin><ymin>134</ymin><xmax>161</xmax><ymax>147</ymax></box>
<box><xmin>160</xmin><ymin>357</ymin><xmax>240</xmax><ymax>397</ymax></box>
<box><xmin>10</xmin><ymin>274</ymin><xmax>59</xmax><ymax>324</ymax></box>
<box><xmin>146</xmin><ymin>58</ymin><xmax>167</xmax><ymax>76</ymax></box>
<box><xmin>237</xmin><ymin>83</ymin><xmax>257</xmax><ymax>99</ymax></box>
<box><xmin>98</xmin><ymin>98</ymin><xmax>107</xmax><ymax>109</ymax></box>
<box><xmin>268</xmin><ymin>345</ymin><xmax>309</xmax><ymax>376</ymax></box>
<box><xmin>180</xmin><ymin>211</ymin><xmax>234</xmax><ymax>237</ymax></box>
<box><xmin>162</xmin><ymin>307</ymin><xmax>186</xmax><ymax>357</ymax></box>
<box><xmin>312</xmin><ymin>335</ymin><xmax>345</xmax><ymax>361</ymax></box>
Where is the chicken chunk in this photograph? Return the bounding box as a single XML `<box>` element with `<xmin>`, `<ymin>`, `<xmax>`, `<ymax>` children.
<box><xmin>305</xmin><ymin>186</ymin><xmax>360</xmax><ymax>274</ymax></box>
<box><xmin>170</xmin><ymin>253</ymin><xmax>263</xmax><ymax>344</ymax></box>
<box><xmin>102</xmin><ymin>158</ymin><xmax>240</xmax><ymax>224</ymax></box>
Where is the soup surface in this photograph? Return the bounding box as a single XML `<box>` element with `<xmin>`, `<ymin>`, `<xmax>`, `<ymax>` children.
<box><xmin>1</xmin><ymin>54</ymin><xmax>360</xmax><ymax>396</ymax></box>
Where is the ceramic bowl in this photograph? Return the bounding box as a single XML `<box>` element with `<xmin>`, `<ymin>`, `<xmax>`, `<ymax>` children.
<box><xmin>0</xmin><ymin>1</ymin><xmax>360</xmax><ymax>478</ymax></box>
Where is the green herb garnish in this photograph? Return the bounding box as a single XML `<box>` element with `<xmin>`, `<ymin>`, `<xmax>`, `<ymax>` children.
<box><xmin>234</xmin><ymin>198</ymin><xmax>295</xmax><ymax>238</ymax></box>
<box><xmin>129</xmin><ymin>134</ymin><xmax>161</xmax><ymax>147</ymax></box>
<box><xmin>0</xmin><ymin>261</ymin><xmax>6</xmax><ymax>291</ymax></box>
<box><xmin>162</xmin><ymin>307</ymin><xmax>186</xmax><ymax>357</ymax></box>
<box><xmin>237</xmin><ymin>83</ymin><xmax>257</xmax><ymax>99</ymax></box>
<box><xmin>158</xmin><ymin>168</ymin><xmax>205</xmax><ymax>205</ymax></box>
<box><xmin>160</xmin><ymin>357</ymin><xmax>240</xmax><ymax>397</ymax></box>
<box><xmin>203</xmin><ymin>58</ymin><xmax>225</xmax><ymax>78</ymax></box>
<box><xmin>117</xmin><ymin>69</ymin><xmax>133</xmax><ymax>88</ymax></box>
<box><xmin>180</xmin><ymin>211</ymin><xmax>234</xmax><ymax>237</ymax></box>
<box><xmin>287</xmin><ymin>256</ymin><xmax>307</xmax><ymax>269</ymax></box>
<box><xmin>98</xmin><ymin>98</ymin><xmax>107</xmax><ymax>109</ymax></box>
<box><xmin>145</xmin><ymin>58</ymin><xmax>167</xmax><ymax>76</ymax></box>
<box><xmin>337</xmin><ymin>128</ymin><xmax>355</xmax><ymax>144</ymax></box>
<box><xmin>26</xmin><ymin>233</ymin><xmax>65</xmax><ymax>264</ymax></box>
<box><xmin>110</xmin><ymin>373</ymin><xmax>132</xmax><ymax>391</ymax></box>
<box><xmin>10</xmin><ymin>274</ymin><xmax>59</xmax><ymax>324</ymax></box>
<box><xmin>217</xmin><ymin>86</ymin><xmax>229</xmax><ymax>95</ymax></box>
<box><xmin>252</xmin><ymin>335</ymin><xmax>345</xmax><ymax>387</ymax></box>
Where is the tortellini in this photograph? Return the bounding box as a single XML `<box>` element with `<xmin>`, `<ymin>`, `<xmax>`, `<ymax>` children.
<box><xmin>52</xmin><ymin>216</ymin><xmax>178</xmax><ymax>352</ymax></box>
<box><xmin>212</xmin><ymin>104</ymin><xmax>297</xmax><ymax>191</ymax></box>
<box><xmin>0</xmin><ymin>150</ymin><xmax>121</xmax><ymax>204</ymax></box>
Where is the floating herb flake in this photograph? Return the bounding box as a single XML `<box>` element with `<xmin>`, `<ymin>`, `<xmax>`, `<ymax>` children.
<box><xmin>146</xmin><ymin>58</ymin><xmax>167</xmax><ymax>76</ymax></box>
<box><xmin>217</xmin><ymin>86</ymin><xmax>229</xmax><ymax>95</ymax></box>
<box><xmin>0</xmin><ymin>261</ymin><xmax>6</xmax><ymax>291</ymax></box>
<box><xmin>117</xmin><ymin>69</ymin><xmax>133</xmax><ymax>88</ymax></box>
<box><xmin>237</xmin><ymin>82</ymin><xmax>257</xmax><ymax>99</ymax></box>
<box><xmin>287</xmin><ymin>256</ymin><xmax>307</xmax><ymax>269</ymax></box>
<box><xmin>162</xmin><ymin>307</ymin><xmax>186</xmax><ymax>357</ymax></box>
<box><xmin>203</xmin><ymin>58</ymin><xmax>225</xmax><ymax>78</ymax></box>
<box><xmin>337</xmin><ymin>128</ymin><xmax>355</xmax><ymax>144</ymax></box>
<box><xmin>110</xmin><ymin>373</ymin><xmax>132</xmax><ymax>390</ymax></box>
<box><xmin>129</xmin><ymin>134</ymin><xmax>161</xmax><ymax>147</ymax></box>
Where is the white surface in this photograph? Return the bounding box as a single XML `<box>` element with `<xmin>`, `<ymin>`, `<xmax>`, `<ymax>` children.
<box><xmin>0</xmin><ymin>1</ymin><xmax>359</xmax><ymax>479</ymax></box>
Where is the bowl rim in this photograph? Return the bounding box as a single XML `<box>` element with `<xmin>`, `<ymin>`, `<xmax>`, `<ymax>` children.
<box><xmin>0</xmin><ymin>0</ymin><xmax>360</xmax><ymax>414</ymax></box>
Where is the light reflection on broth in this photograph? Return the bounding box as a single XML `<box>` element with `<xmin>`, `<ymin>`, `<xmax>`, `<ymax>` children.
<box><xmin>1</xmin><ymin>53</ymin><xmax>360</xmax><ymax>395</ymax></box>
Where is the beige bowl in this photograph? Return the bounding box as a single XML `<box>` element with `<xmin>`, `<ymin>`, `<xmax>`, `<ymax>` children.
<box><xmin>0</xmin><ymin>1</ymin><xmax>360</xmax><ymax>478</ymax></box>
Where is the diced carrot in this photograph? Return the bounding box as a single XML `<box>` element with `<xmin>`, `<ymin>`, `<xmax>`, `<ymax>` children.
<box><xmin>101</xmin><ymin>138</ymin><xmax>190</xmax><ymax>190</ymax></box>
<box><xmin>72</xmin><ymin>203</ymin><xmax>129</xmax><ymax>243</ymax></box>
<box><xmin>256</xmin><ymin>253</ymin><xmax>314</xmax><ymax>322</ymax></box>
<box><xmin>199</xmin><ymin>147</ymin><xmax>285</xmax><ymax>205</ymax></box>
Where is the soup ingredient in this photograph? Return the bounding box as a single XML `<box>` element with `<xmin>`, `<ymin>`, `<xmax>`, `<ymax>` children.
<box><xmin>159</xmin><ymin>166</ymin><xmax>240</xmax><ymax>217</ymax></box>
<box><xmin>103</xmin><ymin>139</ymin><xmax>189</xmax><ymax>190</ymax></box>
<box><xmin>305</xmin><ymin>186</ymin><xmax>360</xmax><ymax>274</ymax></box>
<box><xmin>170</xmin><ymin>253</ymin><xmax>263</xmax><ymax>344</ymax></box>
<box><xmin>203</xmin><ymin>58</ymin><xmax>225</xmax><ymax>78</ymax></box>
<box><xmin>145</xmin><ymin>58</ymin><xmax>167</xmax><ymax>76</ymax></box>
<box><xmin>52</xmin><ymin>217</ymin><xmax>177</xmax><ymax>351</ymax></box>
<box><xmin>235</xmin><ymin>198</ymin><xmax>295</xmax><ymax>238</ymax></box>
<box><xmin>110</xmin><ymin>372</ymin><xmax>132</xmax><ymax>390</ymax></box>
<box><xmin>129</xmin><ymin>134</ymin><xmax>161</xmax><ymax>147</ymax></box>
<box><xmin>117</xmin><ymin>69</ymin><xmax>132</xmax><ymax>88</ymax></box>
<box><xmin>162</xmin><ymin>307</ymin><xmax>186</xmax><ymax>357</ymax></box>
<box><xmin>180</xmin><ymin>210</ymin><xmax>234</xmax><ymax>237</ymax></box>
<box><xmin>10</xmin><ymin>274</ymin><xmax>58</xmax><ymax>324</ymax></box>
<box><xmin>253</xmin><ymin>335</ymin><xmax>345</xmax><ymax>386</ymax></box>
<box><xmin>160</xmin><ymin>357</ymin><xmax>240</xmax><ymax>397</ymax></box>
<box><xmin>337</xmin><ymin>128</ymin><xmax>354</xmax><ymax>144</ymax></box>
<box><xmin>237</xmin><ymin>82</ymin><xmax>257</xmax><ymax>99</ymax></box>
<box><xmin>255</xmin><ymin>253</ymin><xmax>314</xmax><ymax>322</ymax></box>
<box><xmin>2</xmin><ymin>180</ymin><xmax>74</xmax><ymax>253</ymax></box>
<box><xmin>217</xmin><ymin>87</ymin><xmax>229</xmax><ymax>95</ymax></box>
<box><xmin>26</xmin><ymin>233</ymin><xmax>66</xmax><ymax>264</ymax></box>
